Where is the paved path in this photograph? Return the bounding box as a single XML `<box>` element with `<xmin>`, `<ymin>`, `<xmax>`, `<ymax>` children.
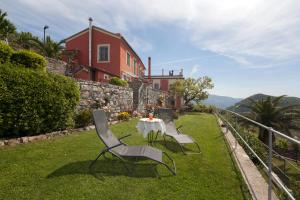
<box><xmin>217</xmin><ymin>118</ymin><xmax>278</xmax><ymax>200</ymax></box>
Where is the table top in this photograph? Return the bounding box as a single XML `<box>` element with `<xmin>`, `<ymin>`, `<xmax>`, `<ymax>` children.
<box><xmin>139</xmin><ymin>118</ymin><xmax>163</xmax><ymax>123</ymax></box>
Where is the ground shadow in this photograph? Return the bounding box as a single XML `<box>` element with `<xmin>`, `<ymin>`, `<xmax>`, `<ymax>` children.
<box><xmin>47</xmin><ymin>159</ymin><xmax>169</xmax><ymax>180</ymax></box>
<box><xmin>182</xmin><ymin>112</ymin><xmax>206</xmax><ymax>116</ymax></box>
<box><xmin>156</xmin><ymin>140</ymin><xmax>192</xmax><ymax>154</ymax></box>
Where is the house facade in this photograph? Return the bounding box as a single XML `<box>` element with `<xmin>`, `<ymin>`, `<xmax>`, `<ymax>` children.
<box><xmin>64</xmin><ymin>20</ymin><xmax>145</xmax><ymax>82</ymax></box>
<box><xmin>149</xmin><ymin>69</ymin><xmax>184</xmax><ymax>108</ymax></box>
<box><xmin>151</xmin><ymin>70</ymin><xmax>184</xmax><ymax>91</ymax></box>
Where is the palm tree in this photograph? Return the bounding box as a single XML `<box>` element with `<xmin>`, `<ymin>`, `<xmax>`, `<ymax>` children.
<box><xmin>244</xmin><ymin>95</ymin><xmax>300</xmax><ymax>145</ymax></box>
<box><xmin>30</xmin><ymin>36</ymin><xmax>65</xmax><ymax>59</ymax></box>
<box><xmin>14</xmin><ymin>32</ymin><xmax>38</xmax><ymax>50</ymax></box>
<box><xmin>0</xmin><ymin>10</ymin><xmax>16</xmax><ymax>42</ymax></box>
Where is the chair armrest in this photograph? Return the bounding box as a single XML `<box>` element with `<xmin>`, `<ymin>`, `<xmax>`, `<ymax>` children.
<box><xmin>107</xmin><ymin>143</ymin><xmax>124</xmax><ymax>151</ymax></box>
<box><xmin>118</xmin><ymin>134</ymin><xmax>132</xmax><ymax>141</ymax></box>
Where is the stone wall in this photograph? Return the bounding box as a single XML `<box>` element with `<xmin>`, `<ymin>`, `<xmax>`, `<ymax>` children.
<box><xmin>77</xmin><ymin>80</ymin><xmax>133</xmax><ymax>121</ymax></box>
<box><xmin>130</xmin><ymin>80</ymin><xmax>171</xmax><ymax>113</ymax></box>
<box><xmin>46</xmin><ymin>57</ymin><xmax>67</xmax><ymax>75</ymax></box>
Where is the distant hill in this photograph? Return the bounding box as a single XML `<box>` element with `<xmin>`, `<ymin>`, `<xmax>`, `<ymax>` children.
<box><xmin>201</xmin><ymin>94</ymin><xmax>243</xmax><ymax>109</ymax></box>
<box><xmin>227</xmin><ymin>93</ymin><xmax>300</xmax><ymax>113</ymax></box>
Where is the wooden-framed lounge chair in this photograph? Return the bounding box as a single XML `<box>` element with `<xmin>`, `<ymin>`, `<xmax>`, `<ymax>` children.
<box><xmin>157</xmin><ymin>108</ymin><xmax>201</xmax><ymax>155</ymax></box>
<box><xmin>89</xmin><ymin>110</ymin><xmax>176</xmax><ymax>175</ymax></box>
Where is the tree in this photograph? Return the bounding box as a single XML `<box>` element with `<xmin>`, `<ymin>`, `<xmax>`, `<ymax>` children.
<box><xmin>30</xmin><ymin>36</ymin><xmax>65</xmax><ymax>59</ymax></box>
<box><xmin>14</xmin><ymin>32</ymin><xmax>38</xmax><ymax>50</ymax></box>
<box><xmin>0</xmin><ymin>10</ymin><xmax>16</xmax><ymax>42</ymax></box>
<box><xmin>169</xmin><ymin>77</ymin><xmax>214</xmax><ymax>106</ymax></box>
<box><xmin>244</xmin><ymin>95</ymin><xmax>300</xmax><ymax>145</ymax></box>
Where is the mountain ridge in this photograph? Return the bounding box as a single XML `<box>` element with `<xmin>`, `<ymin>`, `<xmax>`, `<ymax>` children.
<box><xmin>227</xmin><ymin>93</ymin><xmax>300</xmax><ymax>113</ymax></box>
<box><xmin>201</xmin><ymin>94</ymin><xmax>243</xmax><ymax>109</ymax></box>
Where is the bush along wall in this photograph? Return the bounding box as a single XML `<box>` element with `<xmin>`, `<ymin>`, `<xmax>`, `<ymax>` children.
<box><xmin>11</xmin><ymin>49</ymin><xmax>47</xmax><ymax>71</ymax></box>
<box><xmin>0</xmin><ymin>63</ymin><xmax>80</xmax><ymax>138</ymax></box>
<box><xmin>0</xmin><ymin>41</ymin><xmax>13</xmax><ymax>64</ymax></box>
<box><xmin>109</xmin><ymin>77</ymin><xmax>128</xmax><ymax>86</ymax></box>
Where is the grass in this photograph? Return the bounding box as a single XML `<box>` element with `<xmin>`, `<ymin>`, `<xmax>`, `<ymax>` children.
<box><xmin>0</xmin><ymin>113</ymin><xmax>249</xmax><ymax>200</ymax></box>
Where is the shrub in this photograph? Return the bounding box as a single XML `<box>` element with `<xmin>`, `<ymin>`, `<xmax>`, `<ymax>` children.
<box><xmin>274</xmin><ymin>138</ymin><xmax>289</xmax><ymax>150</ymax></box>
<box><xmin>74</xmin><ymin>108</ymin><xmax>93</xmax><ymax>128</ymax></box>
<box><xmin>157</xmin><ymin>95</ymin><xmax>165</xmax><ymax>106</ymax></box>
<box><xmin>230</xmin><ymin>124</ymin><xmax>267</xmax><ymax>163</ymax></box>
<box><xmin>11</xmin><ymin>49</ymin><xmax>47</xmax><ymax>70</ymax></box>
<box><xmin>193</xmin><ymin>103</ymin><xmax>206</xmax><ymax>112</ymax></box>
<box><xmin>0</xmin><ymin>63</ymin><xmax>80</xmax><ymax>138</ymax></box>
<box><xmin>0</xmin><ymin>41</ymin><xmax>13</xmax><ymax>64</ymax></box>
<box><xmin>109</xmin><ymin>77</ymin><xmax>128</xmax><ymax>86</ymax></box>
<box><xmin>193</xmin><ymin>103</ymin><xmax>215</xmax><ymax>113</ymax></box>
<box><xmin>242</xmin><ymin>133</ymin><xmax>267</xmax><ymax>162</ymax></box>
<box><xmin>117</xmin><ymin>112</ymin><xmax>130</xmax><ymax>121</ymax></box>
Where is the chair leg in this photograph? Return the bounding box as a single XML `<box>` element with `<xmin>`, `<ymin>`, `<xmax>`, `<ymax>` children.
<box><xmin>147</xmin><ymin>133</ymin><xmax>151</xmax><ymax>145</ymax></box>
<box><xmin>89</xmin><ymin>148</ymin><xmax>107</xmax><ymax>169</ymax></box>
<box><xmin>164</xmin><ymin>135</ymin><xmax>186</xmax><ymax>155</ymax></box>
<box><xmin>194</xmin><ymin>142</ymin><xmax>201</xmax><ymax>154</ymax></box>
<box><xmin>150</xmin><ymin>131</ymin><xmax>153</xmax><ymax>145</ymax></box>
<box><xmin>173</xmin><ymin>138</ymin><xmax>186</xmax><ymax>155</ymax></box>
<box><xmin>161</xmin><ymin>152</ymin><xmax>176</xmax><ymax>175</ymax></box>
<box><xmin>163</xmin><ymin>135</ymin><xmax>167</xmax><ymax>147</ymax></box>
<box><xmin>182</xmin><ymin>142</ymin><xmax>202</xmax><ymax>155</ymax></box>
<box><xmin>154</xmin><ymin>131</ymin><xmax>159</xmax><ymax>143</ymax></box>
<box><xmin>179</xmin><ymin>144</ymin><xmax>186</xmax><ymax>155</ymax></box>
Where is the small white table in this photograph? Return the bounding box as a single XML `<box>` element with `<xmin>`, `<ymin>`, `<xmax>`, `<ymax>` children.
<box><xmin>136</xmin><ymin>118</ymin><xmax>166</xmax><ymax>145</ymax></box>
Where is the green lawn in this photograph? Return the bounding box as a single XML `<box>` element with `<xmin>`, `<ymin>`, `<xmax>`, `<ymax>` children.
<box><xmin>0</xmin><ymin>113</ymin><xmax>249</xmax><ymax>200</ymax></box>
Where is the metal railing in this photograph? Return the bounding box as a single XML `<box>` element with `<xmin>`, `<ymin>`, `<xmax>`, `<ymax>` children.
<box><xmin>216</xmin><ymin>109</ymin><xmax>300</xmax><ymax>200</ymax></box>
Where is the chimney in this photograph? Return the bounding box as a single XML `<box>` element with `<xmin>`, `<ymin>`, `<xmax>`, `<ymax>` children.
<box><xmin>148</xmin><ymin>57</ymin><xmax>151</xmax><ymax>80</ymax></box>
<box><xmin>162</xmin><ymin>68</ymin><xmax>164</xmax><ymax>76</ymax></box>
<box><xmin>180</xmin><ymin>68</ymin><xmax>183</xmax><ymax>76</ymax></box>
<box><xmin>88</xmin><ymin>17</ymin><xmax>93</xmax><ymax>66</ymax></box>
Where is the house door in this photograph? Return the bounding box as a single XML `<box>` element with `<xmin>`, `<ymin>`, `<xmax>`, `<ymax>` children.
<box><xmin>160</xmin><ymin>80</ymin><xmax>168</xmax><ymax>91</ymax></box>
<box><xmin>90</xmin><ymin>69</ymin><xmax>96</xmax><ymax>81</ymax></box>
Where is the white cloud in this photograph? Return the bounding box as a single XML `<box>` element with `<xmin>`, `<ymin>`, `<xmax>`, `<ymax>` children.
<box><xmin>189</xmin><ymin>65</ymin><xmax>201</xmax><ymax>77</ymax></box>
<box><xmin>126</xmin><ymin>36</ymin><xmax>153</xmax><ymax>53</ymax></box>
<box><xmin>153</xmin><ymin>56</ymin><xmax>214</xmax><ymax>67</ymax></box>
<box><xmin>1</xmin><ymin>0</ymin><xmax>300</xmax><ymax>67</ymax></box>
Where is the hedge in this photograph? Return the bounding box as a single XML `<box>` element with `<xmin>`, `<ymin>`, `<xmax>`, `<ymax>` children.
<box><xmin>0</xmin><ymin>63</ymin><xmax>80</xmax><ymax>138</ymax></box>
<box><xmin>74</xmin><ymin>108</ymin><xmax>93</xmax><ymax>128</ymax></box>
<box><xmin>0</xmin><ymin>41</ymin><xmax>13</xmax><ymax>64</ymax></box>
<box><xmin>11</xmin><ymin>49</ymin><xmax>47</xmax><ymax>70</ymax></box>
<box><xmin>109</xmin><ymin>77</ymin><xmax>128</xmax><ymax>86</ymax></box>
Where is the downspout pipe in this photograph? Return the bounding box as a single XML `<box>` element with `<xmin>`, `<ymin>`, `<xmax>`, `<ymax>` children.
<box><xmin>88</xmin><ymin>17</ymin><xmax>93</xmax><ymax>67</ymax></box>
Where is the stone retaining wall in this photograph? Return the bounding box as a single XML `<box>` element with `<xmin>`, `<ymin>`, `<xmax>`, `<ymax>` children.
<box><xmin>46</xmin><ymin>57</ymin><xmax>67</xmax><ymax>75</ymax></box>
<box><xmin>77</xmin><ymin>79</ymin><xmax>170</xmax><ymax>119</ymax></box>
<box><xmin>0</xmin><ymin>126</ymin><xmax>95</xmax><ymax>146</ymax></box>
<box><xmin>77</xmin><ymin>80</ymin><xmax>133</xmax><ymax>120</ymax></box>
<box><xmin>130</xmin><ymin>80</ymin><xmax>171</xmax><ymax>113</ymax></box>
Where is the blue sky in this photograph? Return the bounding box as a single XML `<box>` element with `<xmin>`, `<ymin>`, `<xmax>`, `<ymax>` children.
<box><xmin>1</xmin><ymin>0</ymin><xmax>300</xmax><ymax>98</ymax></box>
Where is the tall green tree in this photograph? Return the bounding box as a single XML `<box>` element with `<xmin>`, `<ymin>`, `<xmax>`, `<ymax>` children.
<box><xmin>0</xmin><ymin>10</ymin><xmax>16</xmax><ymax>42</ymax></box>
<box><xmin>169</xmin><ymin>77</ymin><xmax>214</xmax><ymax>106</ymax></box>
<box><xmin>244</xmin><ymin>95</ymin><xmax>300</xmax><ymax>145</ymax></box>
<box><xmin>30</xmin><ymin>36</ymin><xmax>65</xmax><ymax>59</ymax></box>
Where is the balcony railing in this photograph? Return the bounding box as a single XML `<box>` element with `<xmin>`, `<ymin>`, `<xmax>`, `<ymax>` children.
<box><xmin>216</xmin><ymin>109</ymin><xmax>300</xmax><ymax>200</ymax></box>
